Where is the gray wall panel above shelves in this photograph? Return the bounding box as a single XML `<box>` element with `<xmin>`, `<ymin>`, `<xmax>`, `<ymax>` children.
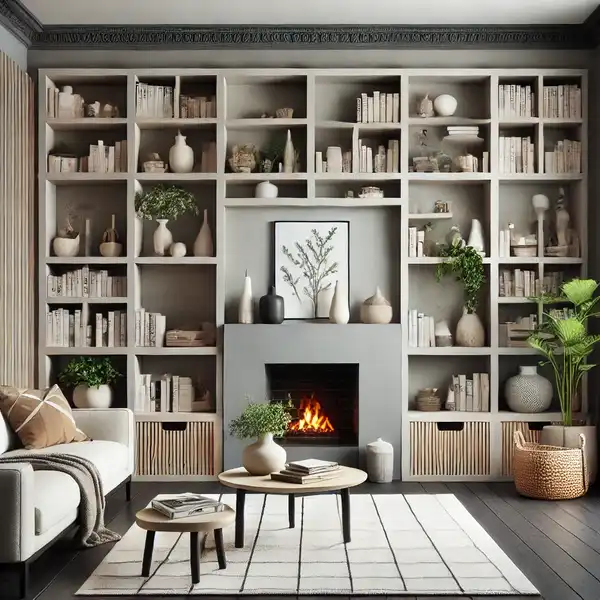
<box><xmin>0</xmin><ymin>21</ymin><xmax>26</xmax><ymax>68</ymax></box>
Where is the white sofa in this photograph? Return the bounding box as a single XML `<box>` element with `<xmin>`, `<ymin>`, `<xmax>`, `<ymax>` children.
<box><xmin>0</xmin><ymin>408</ymin><xmax>135</xmax><ymax>597</ymax></box>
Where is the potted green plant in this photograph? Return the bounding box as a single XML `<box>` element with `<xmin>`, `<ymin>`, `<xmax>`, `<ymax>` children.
<box><xmin>528</xmin><ymin>278</ymin><xmax>600</xmax><ymax>482</ymax></box>
<box><xmin>59</xmin><ymin>357</ymin><xmax>121</xmax><ymax>409</ymax></box>
<box><xmin>135</xmin><ymin>184</ymin><xmax>198</xmax><ymax>256</ymax></box>
<box><xmin>229</xmin><ymin>400</ymin><xmax>293</xmax><ymax>475</ymax></box>
<box><xmin>435</xmin><ymin>242</ymin><xmax>486</xmax><ymax>347</ymax></box>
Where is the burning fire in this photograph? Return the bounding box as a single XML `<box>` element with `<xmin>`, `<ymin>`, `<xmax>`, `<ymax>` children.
<box><xmin>289</xmin><ymin>395</ymin><xmax>334</xmax><ymax>434</ymax></box>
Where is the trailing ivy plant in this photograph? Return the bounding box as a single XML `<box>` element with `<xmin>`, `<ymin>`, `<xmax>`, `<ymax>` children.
<box><xmin>435</xmin><ymin>244</ymin><xmax>486</xmax><ymax>314</ymax></box>
<box><xmin>135</xmin><ymin>184</ymin><xmax>199</xmax><ymax>221</ymax></box>
<box><xmin>59</xmin><ymin>357</ymin><xmax>121</xmax><ymax>388</ymax></box>
<box><xmin>229</xmin><ymin>399</ymin><xmax>293</xmax><ymax>439</ymax></box>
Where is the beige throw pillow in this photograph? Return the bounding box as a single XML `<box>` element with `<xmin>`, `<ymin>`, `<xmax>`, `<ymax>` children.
<box><xmin>0</xmin><ymin>384</ymin><xmax>88</xmax><ymax>449</ymax></box>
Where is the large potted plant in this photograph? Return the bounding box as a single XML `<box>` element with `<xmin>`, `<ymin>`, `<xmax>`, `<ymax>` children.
<box><xmin>135</xmin><ymin>184</ymin><xmax>198</xmax><ymax>256</ymax></box>
<box><xmin>528</xmin><ymin>278</ymin><xmax>600</xmax><ymax>482</ymax></box>
<box><xmin>436</xmin><ymin>243</ymin><xmax>486</xmax><ymax>347</ymax></box>
<box><xmin>229</xmin><ymin>400</ymin><xmax>293</xmax><ymax>475</ymax></box>
<box><xmin>59</xmin><ymin>357</ymin><xmax>121</xmax><ymax>409</ymax></box>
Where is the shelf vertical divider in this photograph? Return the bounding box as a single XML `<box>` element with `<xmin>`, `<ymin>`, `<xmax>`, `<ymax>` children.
<box><xmin>306</xmin><ymin>74</ymin><xmax>316</xmax><ymax>199</ymax></box>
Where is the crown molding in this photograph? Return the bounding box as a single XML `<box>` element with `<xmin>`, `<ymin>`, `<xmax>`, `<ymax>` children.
<box><xmin>0</xmin><ymin>0</ymin><xmax>42</xmax><ymax>45</ymax></box>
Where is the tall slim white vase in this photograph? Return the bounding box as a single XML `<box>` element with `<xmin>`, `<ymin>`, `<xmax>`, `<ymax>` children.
<box><xmin>283</xmin><ymin>129</ymin><xmax>295</xmax><ymax>173</ymax></box>
<box><xmin>239</xmin><ymin>272</ymin><xmax>254</xmax><ymax>324</ymax></box>
<box><xmin>194</xmin><ymin>209</ymin><xmax>214</xmax><ymax>256</ymax></box>
<box><xmin>329</xmin><ymin>280</ymin><xmax>350</xmax><ymax>324</ymax></box>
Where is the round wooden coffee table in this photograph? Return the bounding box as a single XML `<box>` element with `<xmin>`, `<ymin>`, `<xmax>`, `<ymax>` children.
<box><xmin>218</xmin><ymin>466</ymin><xmax>367</xmax><ymax>548</ymax></box>
<box><xmin>135</xmin><ymin>505</ymin><xmax>235</xmax><ymax>584</ymax></box>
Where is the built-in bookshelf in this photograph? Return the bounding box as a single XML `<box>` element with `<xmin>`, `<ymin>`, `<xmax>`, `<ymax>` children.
<box><xmin>38</xmin><ymin>68</ymin><xmax>587</xmax><ymax>482</ymax></box>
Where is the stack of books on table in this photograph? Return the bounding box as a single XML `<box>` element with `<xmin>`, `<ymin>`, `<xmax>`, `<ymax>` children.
<box><xmin>151</xmin><ymin>493</ymin><xmax>224</xmax><ymax>519</ymax></box>
<box><xmin>271</xmin><ymin>459</ymin><xmax>341</xmax><ymax>484</ymax></box>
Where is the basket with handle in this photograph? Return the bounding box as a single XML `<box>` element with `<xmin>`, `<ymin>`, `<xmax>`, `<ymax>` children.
<box><xmin>513</xmin><ymin>430</ymin><xmax>588</xmax><ymax>500</ymax></box>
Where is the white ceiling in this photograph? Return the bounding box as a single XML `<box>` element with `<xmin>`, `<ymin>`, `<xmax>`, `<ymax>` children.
<box><xmin>20</xmin><ymin>0</ymin><xmax>600</xmax><ymax>26</ymax></box>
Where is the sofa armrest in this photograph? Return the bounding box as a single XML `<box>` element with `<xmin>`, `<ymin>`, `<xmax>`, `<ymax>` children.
<box><xmin>73</xmin><ymin>408</ymin><xmax>135</xmax><ymax>474</ymax></box>
<box><xmin>0</xmin><ymin>463</ymin><xmax>35</xmax><ymax>562</ymax></box>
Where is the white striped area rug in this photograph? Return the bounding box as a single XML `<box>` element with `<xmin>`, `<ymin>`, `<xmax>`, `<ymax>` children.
<box><xmin>77</xmin><ymin>493</ymin><xmax>538</xmax><ymax>596</ymax></box>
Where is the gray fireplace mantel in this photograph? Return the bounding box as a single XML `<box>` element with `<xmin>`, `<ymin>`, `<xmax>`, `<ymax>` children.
<box><xmin>223</xmin><ymin>323</ymin><xmax>402</xmax><ymax>479</ymax></box>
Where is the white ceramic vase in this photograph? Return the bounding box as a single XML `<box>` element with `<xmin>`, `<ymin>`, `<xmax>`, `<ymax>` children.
<box><xmin>505</xmin><ymin>366</ymin><xmax>552</xmax><ymax>413</ymax></box>
<box><xmin>467</xmin><ymin>218</ymin><xmax>485</xmax><ymax>254</ymax></box>
<box><xmin>456</xmin><ymin>309</ymin><xmax>485</xmax><ymax>347</ymax></box>
<box><xmin>53</xmin><ymin>235</ymin><xmax>80</xmax><ymax>257</ymax></box>
<box><xmin>360</xmin><ymin>287</ymin><xmax>392</xmax><ymax>324</ymax></box>
<box><xmin>283</xmin><ymin>129</ymin><xmax>295</xmax><ymax>173</ymax></box>
<box><xmin>255</xmin><ymin>181</ymin><xmax>278</xmax><ymax>198</ymax></box>
<box><xmin>194</xmin><ymin>209</ymin><xmax>213</xmax><ymax>257</ymax></box>
<box><xmin>242</xmin><ymin>433</ymin><xmax>287</xmax><ymax>475</ymax></box>
<box><xmin>326</xmin><ymin>146</ymin><xmax>343</xmax><ymax>173</ymax></box>
<box><xmin>366</xmin><ymin>438</ymin><xmax>394</xmax><ymax>483</ymax></box>
<box><xmin>239</xmin><ymin>273</ymin><xmax>253</xmax><ymax>324</ymax></box>
<box><xmin>73</xmin><ymin>384</ymin><xmax>112</xmax><ymax>409</ymax></box>
<box><xmin>153</xmin><ymin>219</ymin><xmax>173</xmax><ymax>256</ymax></box>
<box><xmin>329</xmin><ymin>280</ymin><xmax>350</xmax><ymax>324</ymax></box>
<box><xmin>169</xmin><ymin>131</ymin><xmax>194</xmax><ymax>173</ymax></box>
<box><xmin>433</xmin><ymin>94</ymin><xmax>458</xmax><ymax>116</ymax></box>
<box><xmin>540</xmin><ymin>425</ymin><xmax>597</xmax><ymax>484</ymax></box>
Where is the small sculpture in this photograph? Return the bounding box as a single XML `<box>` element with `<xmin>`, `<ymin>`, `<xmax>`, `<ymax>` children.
<box><xmin>229</xmin><ymin>144</ymin><xmax>257</xmax><ymax>173</ymax></box>
<box><xmin>446</xmin><ymin>225</ymin><xmax>464</xmax><ymax>248</ymax></box>
<box><xmin>545</xmin><ymin>187</ymin><xmax>580</xmax><ymax>257</ymax></box>
<box><xmin>417</xmin><ymin>94</ymin><xmax>435</xmax><ymax>118</ymax></box>
<box><xmin>99</xmin><ymin>214</ymin><xmax>123</xmax><ymax>257</ymax></box>
<box><xmin>143</xmin><ymin>153</ymin><xmax>167</xmax><ymax>173</ymax></box>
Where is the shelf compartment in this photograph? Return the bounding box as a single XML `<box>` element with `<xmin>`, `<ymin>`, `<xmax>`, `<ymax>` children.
<box><xmin>410</xmin><ymin>421</ymin><xmax>490</xmax><ymax>477</ymax></box>
<box><xmin>224</xmin><ymin>197</ymin><xmax>402</xmax><ymax>208</ymax></box>
<box><xmin>226</xmin><ymin>118</ymin><xmax>307</xmax><ymax>129</ymax></box>
<box><xmin>46</xmin><ymin>118</ymin><xmax>128</xmax><ymax>131</ymax></box>
<box><xmin>135</xmin><ymin>257</ymin><xmax>217</xmax><ymax>265</ymax></box>
<box><xmin>46</xmin><ymin>173</ymin><xmax>128</xmax><ymax>185</ymax></box>
<box><xmin>45</xmin><ymin>347</ymin><xmax>128</xmax><ymax>355</ymax></box>
<box><xmin>135</xmin><ymin>347</ymin><xmax>217</xmax><ymax>355</ymax></box>
<box><xmin>408</xmin><ymin>347</ymin><xmax>491</xmax><ymax>355</ymax></box>
<box><xmin>407</xmin><ymin>410</ymin><xmax>491</xmax><ymax>422</ymax></box>
<box><xmin>46</xmin><ymin>257</ymin><xmax>128</xmax><ymax>265</ymax></box>
<box><xmin>136</xmin><ymin>118</ymin><xmax>217</xmax><ymax>129</ymax></box>
<box><xmin>45</xmin><ymin>297</ymin><xmax>127</xmax><ymax>304</ymax></box>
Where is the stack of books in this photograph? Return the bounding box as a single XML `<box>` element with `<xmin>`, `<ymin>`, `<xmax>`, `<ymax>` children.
<box><xmin>446</xmin><ymin>125</ymin><xmax>480</xmax><ymax>140</ymax></box>
<box><xmin>152</xmin><ymin>493</ymin><xmax>224</xmax><ymax>519</ymax></box>
<box><xmin>271</xmin><ymin>459</ymin><xmax>341</xmax><ymax>484</ymax></box>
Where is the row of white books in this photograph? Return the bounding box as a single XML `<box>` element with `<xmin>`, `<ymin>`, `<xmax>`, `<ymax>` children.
<box><xmin>356</xmin><ymin>92</ymin><xmax>400</xmax><ymax>123</ymax></box>
<box><xmin>134</xmin><ymin>309</ymin><xmax>166</xmax><ymax>347</ymax></box>
<box><xmin>446</xmin><ymin>373</ymin><xmax>490</xmax><ymax>412</ymax></box>
<box><xmin>407</xmin><ymin>311</ymin><xmax>436</xmax><ymax>347</ymax></box>
<box><xmin>546</xmin><ymin>307</ymin><xmax>574</xmax><ymax>321</ymax></box>
<box><xmin>357</xmin><ymin>140</ymin><xmax>399</xmax><ymax>173</ymax></box>
<box><xmin>47</xmin><ymin>269</ymin><xmax>126</xmax><ymax>298</ymax></box>
<box><xmin>499</xmin><ymin>84</ymin><xmax>535</xmax><ymax>118</ymax></box>
<box><xmin>407</xmin><ymin>227</ymin><xmax>426</xmax><ymax>258</ymax></box>
<box><xmin>544</xmin><ymin>139</ymin><xmax>582</xmax><ymax>174</ymax></box>
<box><xmin>543</xmin><ymin>85</ymin><xmax>581</xmax><ymax>119</ymax></box>
<box><xmin>136</xmin><ymin>83</ymin><xmax>175</xmax><ymax>118</ymax></box>
<box><xmin>134</xmin><ymin>374</ymin><xmax>195</xmax><ymax>413</ymax></box>
<box><xmin>498</xmin><ymin>136</ymin><xmax>535</xmax><ymax>174</ymax></box>
<box><xmin>48</xmin><ymin>140</ymin><xmax>128</xmax><ymax>174</ymax></box>
<box><xmin>46</xmin><ymin>308</ymin><xmax>126</xmax><ymax>348</ymax></box>
<box><xmin>499</xmin><ymin>269</ymin><xmax>540</xmax><ymax>298</ymax></box>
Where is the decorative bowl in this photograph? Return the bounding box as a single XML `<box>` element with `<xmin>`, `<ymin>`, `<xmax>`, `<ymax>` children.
<box><xmin>53</xmin><ymin>235</ymin><xmax>80</xmax><ymax>257</ymax></box>
<box><xmin>511</xmin><ymin>244</ymin><xmax>537</xmax><ymax>257</ymax></box>
<box><xmin>276</xmin><ymin>108</ymin><xmax>294</xmax><ymax>118</ymax></box>
<box><xmin>99</xmin><ymin>242</ymin><xmax>123</xmax><ymax>257</ymax></box>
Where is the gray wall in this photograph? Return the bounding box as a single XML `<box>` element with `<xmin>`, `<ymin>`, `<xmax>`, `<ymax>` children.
<box><xmin>0</xmin><ymin>23</ymin><xmax>26</xmax><ymax>69</ymax></box>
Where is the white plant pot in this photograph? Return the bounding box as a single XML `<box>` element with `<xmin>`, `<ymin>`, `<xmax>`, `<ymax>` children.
<box><xmin>73</xmin><ymin>384</ymin><xmax>112</xmax><ymax>409</ymax></box>
<box><xmin>329</xmin><ymin>280</ymin><xmax>350</xmax><ymax>324</ymax></box>
<box><xmin>153</xmin><ymin>219</ymin><xmax>173</xmax><ymax>256</ymax></box>
<box><xmin>456</xmin><ymin>310</ymin><xmax>485</xmax><ymax>347</ymax></box>
<box><xmin>505</xmin><ymin>366</ymin><xmax>552</xmax><ymax>413</ymax></box>
<box><xmin>255</xmin><ymin>181</ymin><xmax>279</xmax><ymax>198</ymax></box>
<box><xmin>53</xmin><ymin>235</ymin><xmax>80</xmax><ymax>257</ymax></box>
<box><xmin>540</xmin><ymin>424</ymin><xmax>597</xmax><ymax>484</ymax></box>
<box><xmin>433</xmin><ymin>94</ymin><xmax>458</xmax><ymax>116</ymax></box>
<box><xmin>242</xmin><ymin>433</ymin><xmax>286</xmax><ymax>475</ymax></box>
<box><xmin>169</xmin><ymin>131</ymin><xmax>194</xmax><ymax>173</ymax></box>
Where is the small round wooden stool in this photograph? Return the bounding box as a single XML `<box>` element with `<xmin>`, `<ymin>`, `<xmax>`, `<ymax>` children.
<box><xmin>135</xmin><ymin>505</ymin><xmax>235</xmax><ymax>584</ymax></box>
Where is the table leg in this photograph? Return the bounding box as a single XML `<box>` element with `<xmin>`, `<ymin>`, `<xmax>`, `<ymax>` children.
<box><xmin>235</xmin><ymin>489</ymin><xmax>246</xmax><ymax>548</ymax></box>
<box><xmin>190</xmin><ymin>532</ymin><xmax>200</xmax><ymax>584</ymax></box>
<box><xmin>288</xmin><ymin>494</ymin><xmax>296</xmax><ymax>529</ymax></box>
<box><xmin>214</xmin><ymin>528</ymin><xmax>227</xmax><ymax>569</ymax></box>
<box><xmin>141</xmin><ymin>531</ymin><xmax>155</xmax><ymax>577</ymax></box>
<box><xmin>340</xmin><ymin>488</ymin><xmax>351</xmax><ymax>543</ymax></box>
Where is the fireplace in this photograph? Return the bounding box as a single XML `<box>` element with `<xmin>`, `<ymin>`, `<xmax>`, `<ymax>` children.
<box><xmin>266</xmin><ymin>363</ymin><xmax>358</xmax><ymax>447</ymax></box>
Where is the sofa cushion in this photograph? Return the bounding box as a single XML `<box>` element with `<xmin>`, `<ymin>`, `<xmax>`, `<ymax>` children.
<box><xmin>0</xmin><ymin>385</ymin><xmax>88</xmax><ymax>449</ymax></box>
<box><xmin>34</xmin><ymin>471</ymin><xmax>80</xmax><ymax>534</ymax></box>
<box><xmin>0</xmin><ymin>410</ymin><xmax>20</xmax><ymax>454</ymax></box>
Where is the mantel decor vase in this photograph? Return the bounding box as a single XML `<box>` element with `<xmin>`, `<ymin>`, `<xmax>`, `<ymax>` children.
<box><xmin>455</xmin><ymin>309</ymin><xmax>485</xmax><ymax>347</ymax></box>
<box><xmin>194</xmin><ymin>209</ymin><xmax>213</xmax><ymax>257</ymax></box>
<box><xmin>73</xmin><ymin>384</ymin><xmax>112</xmax><ymax>409</ymax></box>
<box><xmin>505</xmin><ymin>366</ymin><xmax>552</xmax><ymax>413</ymax></box>
<box><xmin>259</xmin><ymin>286</ymin><xmax>284</xmax><ymax>324</ymax></box>
<box><xmin>239</xmin><ymin>272</ymin><xmax>253</xmax><ymax>324</ymax></box>
<box><xmin>329</xmin><ymin>280</ymin><xmax>350</xmax><ymax>324</ymax></box>
<box><xmin>153</xmin><ymin>219</ymin><xmax>173</xmax><ymax>256</ymax></box>
<box><xmin>366</xmin><ymin>438</ymin><xmax>394</xmax><ymax>483</ymax></box>
<box><xmin>169</xmin><ymin>131</ymin><xmax>194</xmax><ymax>173</ymax></box>
<box><xmin>242</xmin><ymin>433</ymin><xmax>287</xmax><ymax>475</ymax></box>
<box><xmin>360</xmin><ymin>287</ymin><xmax>393</xmax><ymax>324</ymax></box>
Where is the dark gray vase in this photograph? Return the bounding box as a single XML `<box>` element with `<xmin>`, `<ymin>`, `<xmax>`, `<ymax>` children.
<box><xmin>259</xmin><ymin>286</ymin><xmax>284</xmax><ymax>324</ymax></box>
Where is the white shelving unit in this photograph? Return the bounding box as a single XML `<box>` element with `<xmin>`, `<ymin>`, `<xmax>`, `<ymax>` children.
<box><xmin>38</xmin><ymin>68</ymin><xmax>587</xmax><ymax>482</ymax></box>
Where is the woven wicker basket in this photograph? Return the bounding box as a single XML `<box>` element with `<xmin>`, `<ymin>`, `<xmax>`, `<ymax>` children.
<box><xmin>513</xmin><ymin>430</ymin><xmax>588</xmax><ymax>500</ymax></box>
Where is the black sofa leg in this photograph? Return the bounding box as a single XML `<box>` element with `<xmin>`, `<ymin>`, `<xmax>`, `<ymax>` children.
<box><xmin>125</xmin><ymin>478</ymin><xmax>132</xmax><ymax>502</ymax></box>
<box><xmin>20</xmin><ymin>561</ymin><xmax>29</xmax><ymax>599</ymax></box>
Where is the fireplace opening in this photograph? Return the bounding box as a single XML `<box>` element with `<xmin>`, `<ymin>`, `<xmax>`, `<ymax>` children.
<box><xmin>266</xmin><ymin>363</ymin><xmax>358</xmax><ymax>446</ymax></box>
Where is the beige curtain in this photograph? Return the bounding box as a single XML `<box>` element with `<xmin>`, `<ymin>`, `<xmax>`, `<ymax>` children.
<box><xmin>0</xmin><ymin>52</ymin><xmax>34</xmax><ymax>386</ymax></box>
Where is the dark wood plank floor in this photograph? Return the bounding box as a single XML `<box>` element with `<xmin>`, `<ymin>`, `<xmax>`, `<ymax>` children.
<box><xmin>16</xmin><ymin>481</ymin><xmax>600</xmax><ymax>600</ymax></box>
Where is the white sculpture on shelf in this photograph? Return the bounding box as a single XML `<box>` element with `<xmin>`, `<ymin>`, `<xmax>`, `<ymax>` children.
<box><xmin>238</xmin><ymin>271</ymin><xmax>254</xmax><ymax>324</ymax></box>
<box><xmin>467</xmin><ymin>218</ymin><xmax>485</xmax><ymax>255</ymax></box>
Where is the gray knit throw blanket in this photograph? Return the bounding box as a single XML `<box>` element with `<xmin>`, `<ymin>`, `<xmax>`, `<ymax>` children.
<box><xmin>0</xmin><ymin>451</ymin><xmax>121</xmax><ymax>547</ymax></box>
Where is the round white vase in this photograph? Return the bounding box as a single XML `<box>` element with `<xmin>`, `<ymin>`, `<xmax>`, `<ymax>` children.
<box><xmin>53</xmin><ymin>235</ymin><xmax>80</xmax><ymax>257</ymax></box>
<box><xmin>73</xmin><ymin>384</ymin><xmax>112</xmax><ymax>409</ymax></box>
<box><xmin>360</xmin><ymin>287</ymin><xmax>392</xmax><ymax>324</ymax></box>
<box><xmin>153</xmin><ymin>219</ymin><xmax>173</xmax><ymax>256</ymax></box>
<box><xmin>329</xmin><ymin>280</ymin><xmax>350</xmax><ymax>324</ymax></box>
<box><xmin>255</xmin><ymin>181</ymin><xmax>279</xmax><ymax>198</ymax></box>
<box><xmin>456</xmin><ymin>310</ymin><xmax>485</xmax><ymax>347</ymax></box>
<box><xmin>170</xmin><ymin>242</ymin><xmax>187</xmax><ymax>257</ymax></box>
<box><xmin>242</xmin><ymin>433</ymin><xmax>287</xmax><ymax>475</ymax></box>
<box><xmin>433</xmin><ymin>94</ymin><xmax>458</xmax><ymax>116</ymax></box>
<box><xmin>505</xmin><ymin>366</ymin><xmax>552</xmax><ymax>413</ymax></box>
<box><xmin>169</xmin><ymin>131</ymin><xmax>194</xmax><ymax>173</ymax></box>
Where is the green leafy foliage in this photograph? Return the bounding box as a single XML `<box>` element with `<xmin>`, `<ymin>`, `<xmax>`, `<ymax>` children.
<box><xmin>135</xmin><ymin>185</ymin><xmax>199</xmax><ymax>221</ymax></box>
<box><xmin>59</xmin><ymin>357</ymin><xmax>121</xmax><ymax>388</ymax></box>
<box><xmin>435</xmin><ymin>244</ymin><xmax>485</xmax><ymax>314</ymax></box>
<box><xmin>528</xmin><ymin>278</ymin><xmax>600</xmax><ymax>426</ymax></box>
<box><xmin>229</xmin><ymin>400</ymin><xmax>293</xmax><ymax>439</ymax></box>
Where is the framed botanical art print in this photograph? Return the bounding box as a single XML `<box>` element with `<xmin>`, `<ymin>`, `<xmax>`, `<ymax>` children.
<box><xmin>274</xmin><ymin>220</ymin><xmax>350</xmax><ymax>320</ymax></box>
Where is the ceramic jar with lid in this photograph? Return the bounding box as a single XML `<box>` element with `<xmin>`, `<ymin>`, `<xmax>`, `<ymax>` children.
<box><xmin>366</xmin><ymin>438</ymin><xmax>394</xmax><ymax>483</ymax></box>
<box><xmin>360</xmin><ymin>287</ymin><xmax>393</xmax><ymax>324</ymax></box>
